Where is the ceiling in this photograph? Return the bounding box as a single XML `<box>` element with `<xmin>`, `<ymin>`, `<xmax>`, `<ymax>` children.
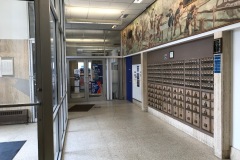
<box><xmin>64</xmin><ymin>0</ymin><xmax>156</xmax><ymax>56</ymax></box>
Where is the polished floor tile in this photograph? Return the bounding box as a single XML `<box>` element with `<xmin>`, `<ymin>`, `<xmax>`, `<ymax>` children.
<box><xmin>63</xmin><ymin>100</ymin><xmax>220</xmax><ymax>160</ymax></box>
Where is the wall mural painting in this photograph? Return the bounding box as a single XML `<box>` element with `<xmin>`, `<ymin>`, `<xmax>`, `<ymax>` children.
<box><xmin>122</xmin><ymin>0</ymin><xmax>240</xmax><ymax>55</ymax></box>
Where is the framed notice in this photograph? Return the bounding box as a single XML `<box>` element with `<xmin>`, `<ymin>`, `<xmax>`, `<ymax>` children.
<box><xmin>1</xmin><ymin>57</ymin><xmax>14</xmax><ymax>76</ymax></box>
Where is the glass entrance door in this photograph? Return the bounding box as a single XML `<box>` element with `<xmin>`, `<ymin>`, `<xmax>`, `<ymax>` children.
<box><xmin>68</xmin><ymin>59</ymin><xmax>105</xmax><ymax>102</ymax></box>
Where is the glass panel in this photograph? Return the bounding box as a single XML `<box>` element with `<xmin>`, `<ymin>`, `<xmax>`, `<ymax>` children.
<box><xmin>69</xmin><ymin>60</ymin><xmax>85</xmax><ymax>99</ymax></box>
<box><xmin>89</xmin><ymin>60</ymin><xmax>103</xmax><ymax>97</ymax></box>
<box><xmin>50</xmin><ymin>12</ymin><xmax>58</xmax><ymax>109</ymax></box>
<box><xmin>0</xmin><ymin>0</ymin><xmax>38</xmax><ymax>159</ymax></box>
<box><xmin>54</xmin><ymin>115</ymin><xmax>59</xmax><ymax>160</ymax></box>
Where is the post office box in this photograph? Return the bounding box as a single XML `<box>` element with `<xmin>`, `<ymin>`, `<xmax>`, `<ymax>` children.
<box><xmin>211</xmin><ymin>118</ymin><xmax>214</xmax><ymax>133</ymax></box>
<box><xmin>211</xmin><ymin>101</ymin><xmax>214</xmax><ymax>108</ymax></box>
<box><xmin>160</xmin><ymin>106</ymin><xmax>163</xmax><ymax>111</ymax></box>
<box><xmin>168</xmin><ymin>104</ymin><xmax>172</xmax><ymax>114</ymax></box>
<box><xmin>167</xmin><ymin>86</ymin><xmax>172</xmax><ymax>92</ymax></box>
<box><xmin>179</xmin><ymin>95</ymin><xmax>184</xmax><ymax>101</ymax></box>
<box><xmin>173</xmin><ymin>107</ymin><xmax>178</xmax><ymax>117</ymax></box>
<box><xmin>211</xmin><ymin>109</ymin><xmax>214</xmax><ymax>117</ymax></box>
<box><xmin>202</xmin><ymin>100</ymin><xmax>210</xmax><ymax>108</ymax></box>
<box><xmin>202</xmin><ymin>116</ymin><xmax>211</xmax><ymax>132</ymax></box>
<box><xmin>186</xmin><ymin>110</ymin><xmax>192</xmax><ymax>124</ymax></box>
<box><xmin>163</xmin><ymin>103</ymin><xmax>168</xmax><ymax>112</ymax></box>
<box><xmin>173</xmin><ymin>87</ymin><xmax>178</xmax><ymax>93</ymax></box>
<box><xmin>186</xmin><ymin>103</ymin><xmax>192</xmax><ymax>110</ymax></box>
<box><xmin>193</xmin><ymin>98</ymin><xmax>199</xmax><ymax>105</ymax></box>
<box><xmin>167</xmin><ymin>98</ymin><xmax>172</xmax><ymax>103</ymax></box>
<box><xmin>173</xmin><ymin>94</ymin><xmax>178</xmax><ymax>100</ymax></box>
<box><xmin>202</xmin><ymin>108</ymin><xmax>210</xmax><ymax>116</ymax></box>
<box><xmin>186</xmin><ymin>97</ymin><xmax>192</xmax><ymax>103</ymax></box>
<box><xmin>193</xmin><ymin>105</ymin><xmax>200</xmax><ymax>112</ymax></box>
<box><xmin>193</xmin><ymin>91</ymin><xmax>200</xmax><ymax>98</ymax></box>
<box><xmin>163</xmin><ymin>91</ymin><xmax>166</xmax><ymax>96</ymax></box>
<box><xmin>211</xmin><ymin>93</ymin><xmax>214</xmax><ymax>101</ymax></box>
<box><xmin>173</xmin><ymin>100</ymin><xmax>178</xmax><ymax>106</ymax></box>
<box><xmin>193</xmin><ymin>113</ymin><xmax>200</xmax><ymax>127</ymax></box>
<box><xmin>202</xmin><ymin>92</ymin><xmax>210</xmax><ymax>100</ymax></box>
<box><xmin>186</xmin><ymin>89</ymin><xmax>192</xmax><ymax>96</ymax></box>
<box><xmin>179</xmin><ymin>108</ymin><xmax>184</xmax><ymax>120</ymax></box>
<box><xmin>163</xmin><ymin>86</ymin><xmax>167</xmax><ymax>90</ymax></box>
<box><xmin>167</xmin><ymin>92</ymin><xmax>171</xmax><ymax>98</ymax></box>
<box><xmin>179</xmin><ymin>88</ymin><xmax>184</xmax><ymax>94</ymax></box>
<box><xmin>179</xmin><ymin>101</ymin><xmax>184</xmax><ymax>108</ymax></box>
<box><xmin>162</xmin><ymin>97</ymin><xmax>166</xmax><ymax>102</ymax></box>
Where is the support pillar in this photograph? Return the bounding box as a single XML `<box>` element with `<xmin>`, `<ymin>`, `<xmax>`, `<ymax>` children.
<box><xmin>214</xmin><ymin>31</ymin><xmax>232</xmax><ymax>159</ymax></box>
<box><xmin>141</xmin><ymin>52</ymin><xmax>148</xmax><ymax>112</ymax></box>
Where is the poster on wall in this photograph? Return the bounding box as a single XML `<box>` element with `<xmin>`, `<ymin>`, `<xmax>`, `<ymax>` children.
<box><xmin>122</xmin><ymin>0</ymin><xmax>240</xmax><ymax>55</ymax></box>
<box><xmin>91</xmin><ymin>81</ymin><xmax>102</xmax><ymax>94</ymax></box>
<box><xmin>132</xmin><ymin>64</ymin><xmax>142</xmax><ymax>101</ymax></box>
<box><xmin>1</xmin><ymin>58</ymin><xmax>14</xmax><ymax>76</ymax></box>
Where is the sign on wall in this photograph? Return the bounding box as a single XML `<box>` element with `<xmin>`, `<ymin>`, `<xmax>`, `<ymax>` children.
<box><xmin>132</xmin><ymin>64</ymin><xmax>142</xmax><ymax>101</ymax></box>
<box><xmin>1</xmin><ymin>57</ymin><xmax>14</xmax><ymax>76</ymax></box>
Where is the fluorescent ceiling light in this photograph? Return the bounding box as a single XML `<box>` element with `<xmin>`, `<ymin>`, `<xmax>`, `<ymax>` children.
<box><xmin>66</xmin><ymin>39</ymin><xmax>109</xmax><ymax>43</ymax></box>
<box><xmin>133</xmin><ymin>0</ymin><xmax>143</xmax><ymax>3</ymax></box>
<box><xmin>67</xmin><ymin>7</ymin><xmax>121</xmax><ymax>15</ymax></box>
<box><xmin>67</xmin><ymin>19</ymin><xmax>122</xmax><ymax>25</ymax></box>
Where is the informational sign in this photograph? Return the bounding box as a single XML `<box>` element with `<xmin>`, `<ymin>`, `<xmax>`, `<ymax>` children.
<box><xmin>132</xmin><ymin>64</ymin><xmax>142</xmax><ymax>101</ymax></box>
<box><xmin>214</xmin><ymin>55</ymin><xmax>221</xmax><ymax>73</ymax></box>
<box><xmin>91</xmin><ymin>81</ymin><xmax>102</xmax><ymax>94</ymax></box>
<box><xmin>1</xmin><ymin>58</ymin><xmax>14</xmax><ymax>76</ymax></box>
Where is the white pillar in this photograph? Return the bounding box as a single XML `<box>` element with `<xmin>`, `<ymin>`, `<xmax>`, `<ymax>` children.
<box><xmin>141</xmin><ymin>52</ymin><xmax>148</xmax><ymax>112</ymax></box>
<box><xmin>214</xmin><ymin>31</ymin><xmax>232</xmax><ymax>159</ymax></box>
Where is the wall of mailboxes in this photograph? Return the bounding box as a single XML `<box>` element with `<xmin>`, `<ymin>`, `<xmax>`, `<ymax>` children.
<box><xmin>147</xmin><ymin>36</ymin><xmax>214</xmax><ymax>135</ymax></box>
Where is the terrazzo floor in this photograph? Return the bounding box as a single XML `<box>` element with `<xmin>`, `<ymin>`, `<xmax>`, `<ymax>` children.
<box><xmin>63</xmin><ymin>100</ymin><xmax>220</xmax><ymax>160</ymax></box>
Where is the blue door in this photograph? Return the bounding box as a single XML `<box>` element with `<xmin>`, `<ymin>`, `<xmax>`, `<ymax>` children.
<box><xmin>126</xmin><ymin>57</ymin><xmax>132</xmax><ymax>102</ymax></box>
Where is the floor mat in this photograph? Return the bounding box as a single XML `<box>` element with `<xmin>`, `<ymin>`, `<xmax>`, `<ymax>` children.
<box><xmin>68</xmin><ymin>104</ymin><xmax>95</xmax><ymax>112</ymax></box>
<box><xmin>0</xmin><ymin>141</ymin><xmax>26</xmax><ymax>160</ymax></box>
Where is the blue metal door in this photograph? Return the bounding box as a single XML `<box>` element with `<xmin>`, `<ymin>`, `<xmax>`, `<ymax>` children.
<box><xmin>126</xmin><ymin>57</ymin><xmax>132</xmax><ymax>102</ymax></box>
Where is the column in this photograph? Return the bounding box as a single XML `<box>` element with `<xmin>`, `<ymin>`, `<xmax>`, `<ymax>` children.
<box><xmin>141</xmin><ymin>52</ymin><xmax>148</xmax><ymax>112</ymax></box>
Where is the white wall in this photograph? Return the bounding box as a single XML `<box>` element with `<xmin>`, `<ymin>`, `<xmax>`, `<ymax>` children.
<box><xmin>232</xmin><ymin>27</ymin><xmax>240</xmax><ymax>150</ymax></box>
<box><xmin>0</xmin><ymin>0</ymin><xmax>29</xmax><ymax>39</ymax></box>
<box><xmin>132</xmin><ymin>64</ymin><xmax>142</xmax><ymax>101</ymax></box>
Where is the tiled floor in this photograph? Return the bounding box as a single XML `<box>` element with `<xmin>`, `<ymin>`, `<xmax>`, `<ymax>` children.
<box><xmin>0</xmin><ymin>123</ymin><xmax>38</xmax><ymax>160</ymax></box>
<box><xmin>63</xmin><ymin>100</ymin><xmax>220</xmax><ymax>160</ymax></box>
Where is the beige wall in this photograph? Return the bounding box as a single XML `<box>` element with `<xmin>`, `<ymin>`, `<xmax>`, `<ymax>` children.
<box><xmin>0</xmin><ymin>40</ymin><xmax>31</xmax><ymax>111</ymax></box>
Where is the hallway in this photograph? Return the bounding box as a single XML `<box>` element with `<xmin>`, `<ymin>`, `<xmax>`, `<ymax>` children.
<box><xmin>63</xmin><ymin>100</ymin><xmax>219</xmax><ymax>160</ymax></box>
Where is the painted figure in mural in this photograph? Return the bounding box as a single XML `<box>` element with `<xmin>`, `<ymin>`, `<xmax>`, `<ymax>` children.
<box><xmin>134</xmin><ymin>22</ymin><xmax>142</xmax><ymax>48</ymax></box>
<box><xmin>184</xmin><ymin>5</ymin><xmax>196</xmax><ymax>35</ymax></box>
<box><xmin>192</xmin><ymin>6</ymin><xmax>199</xmax><ymax>33</ymax></box>
<box><xmin>150</xmin><ymin>8</ymin><xmax>156</xmax><ymax>30</ymax></box>
<box><xmin>173</xmin><ymin>2</ymin><xmax>184</xmax><ymax>36</ymax></box>
<box><xmin>156</xmin><ymin>13</ymin><xmax>164</xmax><ymax>41</ymax></box>
<box><xmin>166</xmin><ymin>8</ymin><xmax>174</xmax><ymax>40</ymax></box>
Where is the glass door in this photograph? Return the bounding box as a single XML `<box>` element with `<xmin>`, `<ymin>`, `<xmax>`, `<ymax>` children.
<box><xmin>68</xmin><ymin>59</ymin><xmax>106</xmax><ymax>102</ymax></box>
<box><xmin>88</xmin><ymin>59</ymin><xmax>105</xmax><ymax>100</ymax></box>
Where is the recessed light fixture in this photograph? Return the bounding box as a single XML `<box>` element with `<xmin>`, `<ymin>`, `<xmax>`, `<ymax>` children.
<box><xmin>120</xmin><ymin>14</ymin><xmax>129</xmax><ymax>19</ymax></box>
<box><xmin>133</xmin><ymin>0</ymin><xmax>143</xmax><ymax>3</ymax></box>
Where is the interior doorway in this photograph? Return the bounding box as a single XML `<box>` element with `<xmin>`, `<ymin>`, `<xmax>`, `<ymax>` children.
<box><xmin>68</xmin><ymin>59</ymin><xmax>106</xmax><ymax>102</ymax></box>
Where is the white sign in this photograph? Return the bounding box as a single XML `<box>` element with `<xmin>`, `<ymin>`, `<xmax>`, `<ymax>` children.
<box><xmin>1</xmin><ymin>58</ymin><xmax>14</xmax><ymax>76</ymax></box>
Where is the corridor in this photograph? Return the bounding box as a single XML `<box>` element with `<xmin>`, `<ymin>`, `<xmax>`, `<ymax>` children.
<box><xmin>63</xmin><ymin>101</ymin><xmax>219</xmax><ymax>160</ymax></box>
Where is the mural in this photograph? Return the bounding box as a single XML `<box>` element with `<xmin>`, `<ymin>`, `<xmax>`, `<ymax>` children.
<box><xmin>122</xmin><ymin>0</ymin><xmax>240</xmax><ymax>55</ymax></box>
